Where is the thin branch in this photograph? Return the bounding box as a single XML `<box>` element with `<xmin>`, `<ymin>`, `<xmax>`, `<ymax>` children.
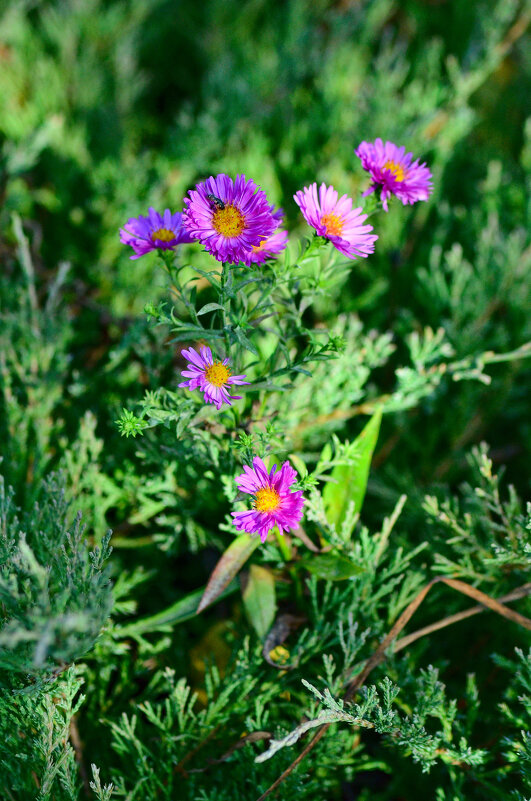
<box><xmin>187</xmin><ymin>731</ymin><xmax>272</xmax><ymax>774</ymax></box>
<box><xmin>175</xmin><ymin>725</ymin><xmax>221</xmax><ymax>777</ymax></box>
<box><xmin>69</xmin><ymin>716</ymin><xmax>90</xmax><ymax>798</ymax></box>
<box><xmin>254</xmin><ymin>577</ymin><xmax>531</xmax><ymax>800</ymax></box>
<box><xmin>394</xmin><ymin>582</ymin><xmax>531</xmax><ymax>654</ymax></box>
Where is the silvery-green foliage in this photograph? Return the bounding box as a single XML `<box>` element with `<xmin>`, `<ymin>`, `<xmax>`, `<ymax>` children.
<box><xmin>424</xmin><ymin>444</ymin><xmax>531</xmax><ymax>581</ymax></box>
<box><xmin>0</xmin><ymin>476</ymin><xmax>112</xmax><ymax>690</ymax></box>
<box><xmin>258</xmin><ymin>669</ymin><xmax>486</xmax><ymax>771</ymax></box>
<box><xmin>0</xmin><ymin>668</ymin><xmax>83</xmax><ymax>800</ymax></box>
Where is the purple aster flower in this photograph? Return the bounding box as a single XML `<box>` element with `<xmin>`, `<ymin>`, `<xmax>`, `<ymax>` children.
<box><xmin>120</xmin><ymin>208</ymin><xmax>194</xmax><ymax>259</ymax></box>
<box><xmin>294</xmin><ymin>183</ymin><xmax>377</xmax><ymax>259</ymax></box>
<box><xmin>242</xmin><ymin>204</ymin><xmax>288</xmax><ymax>265</ymax></box>
<box><xmin>355</xmin><ymin>139</ymin><xmax>433</xmax><ymax>211</ymax></box>
<box><xmin>232</xmin><ymin>457</ymin><xmax>304</xmax><ymax>543</ymax></box>
<box><xmin>178</xmin><ymin>345</ymin><xmax>249</xmax><ymax>410</ymax></box>
<box><xmin>182</xmin><ymin>174</ymin><xmax>277</xmax><ymax>265</ymax></box>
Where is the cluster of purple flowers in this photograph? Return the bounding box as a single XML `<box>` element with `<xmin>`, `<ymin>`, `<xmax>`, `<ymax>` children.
<box><xmin>120</xmin><ymin>174</ymin><xmax>289</xmax><ymax>266</ymax></box>
<box><xmin>120</xmin><ymin>139</ymin><xmax>432</xmax><ymax>265</ymax></box>
<box><xmin>120</xmin><ymin>140</ymin><xmax>433</xmax><ymax>542</ymax></box>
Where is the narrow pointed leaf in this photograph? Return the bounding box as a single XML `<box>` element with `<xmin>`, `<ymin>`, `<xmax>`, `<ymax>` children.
<box><xmin>233</xmin><ymin>328</ymin><xmax>259</xmax><ymax>355</ymax></box>
<box><xmin>303</xmin><ymin>552</ymin><xmax>365</xmax><ymax>581</ymax></box>
<box><xmin>322</xmin><ymin>409</ymin><xmax>382</xmax><ymax>539</ymax></box>
<box><xmin>114</xmin><ymin>581</ymin><xmax>239</xmax><ymax>636</ymax></box>
<box><xmin>198</xmin><ymin>534</ymin><xmax>261</xmax><ymax>613</ymax></box>
<box><xmin>197</xmin><ymin>302</ymin><xmax>225</xmax><ymax>315</ymax></box>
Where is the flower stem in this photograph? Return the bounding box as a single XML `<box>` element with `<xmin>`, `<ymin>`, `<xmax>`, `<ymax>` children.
<box><xmin>220</xmin><ymin>261</ymin><xmax>232</xmax><ymax>357</ymax></box>
<box><xmin>275</xmin><ymin>527</ymin><xmax>292</xmax><ymax>561</ymax></box>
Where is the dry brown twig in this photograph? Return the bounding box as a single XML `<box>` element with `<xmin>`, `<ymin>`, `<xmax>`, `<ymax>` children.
<box><xmin>254</xmin><ymin>577</ymin><xmax>531</xmax><ymax>801</ymax></box>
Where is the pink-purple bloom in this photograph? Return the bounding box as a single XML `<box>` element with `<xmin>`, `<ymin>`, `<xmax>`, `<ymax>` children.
<box><xmin>232</xmin><ymin>457</ymin><xmax>304</xmax><ymax>543</ymax></box>
<box><xmin>120</xmin><ymin>208</ymin><xmax>194</xmax><ymax>259</ymax></box>
<box><xmin>355</xmin><ymin>139</ymin><xmax>433</xmax><ymax>211</ymax></box>
<box><xmin>182</xmin><ymin>174</ymin><xmax>277</xmax><ymax>265</ymax></box>
<box><xmin>179</xmin><ymin>345</ymin><xmax>249</xmax><ymax>410</ymax></box>
<box><xmin>294</xmin><ymin>183</ymin><xmax>377</xmax><ymax>259</ymax></box>
<box><xmin>242</xmin><ymin>204</ymin><xmax>288</xmax><ymax>265</ymax></box>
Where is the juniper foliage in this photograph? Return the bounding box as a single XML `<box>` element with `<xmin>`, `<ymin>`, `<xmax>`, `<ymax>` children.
<box><xmin>0</xmin><ymin>0</ymin><xmax>530</xmax><ymax>799</ymax></box>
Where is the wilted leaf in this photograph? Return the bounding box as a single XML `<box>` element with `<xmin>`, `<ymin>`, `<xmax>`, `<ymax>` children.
<box><xmin>242</xmin><ymin>564</ymin><xmax>276</xmax><ymax>639</ymax></box>
<box><xmin>322</xmin><ymin>409</ymin><xmax>382</xmax><ymax>539</ymax></box>
<box><xmin>198</xmin><ymin>534</ymin><xmax>260</xmax><ymax>613</ymax></box>
<box><xmin>303</xmin><ymin>552</ymin><xmax>365</xmax><ymax>581</ymax></box>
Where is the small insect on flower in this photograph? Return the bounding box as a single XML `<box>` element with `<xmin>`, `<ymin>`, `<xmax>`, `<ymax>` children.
<box><xmin>119</xmin><ymin>208</ymin><xmax>194</xmax><ymax>259</ymax></box>
<box><xmin>182</xmin><ymin>174</ymin><xmax>277</xmax><ymax>264</ymax></box>
<box><xmin>355</xmin><ymin>138</ymin><xmax>433</xmax><ymax>211</ymax></box>
<box><xmin>294</xmin><ymin>183</ymin><xmax>377</xmax><ymax>260</ymax></box>
<box><xmin>178</xmin><ymin>345</ymin><xmax>249</xmax><ymax>410</ymax></box>
<box><xmin>232</xmin><ymin>457</ymin><xmax>305</xmax><ymax>543</ymax></box>
<box><xmin>206</xmin><ymin>193</ymin><xmax>226</xmax><ymax>210</ymax></box>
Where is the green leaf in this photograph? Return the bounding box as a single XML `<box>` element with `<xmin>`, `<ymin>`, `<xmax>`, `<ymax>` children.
<box><xmin>322</xmin><ymin>409</ymin><xmax>382</xmax><ymax>539</ymax></box>
<box><xmin>288</xmin><ymin>453</ymin><xmax>308</xmax><ymax>478</ymax></box>
<box><xmin>233</xmin><ymin>327</ymin><xmax>259</xmax><ymax>355</ymax></box>
<box><xmin>197</xmin><ymin>302</ymin><xmax>225</xmax><ymax>316</ymax></box>
<box><xmin>191</xmin><ymin>266</ymin><xmax>221</xmax><ymax>288</ymax></box>
<box><xmin>319</xmin><ymin>442</ymin><xmax>332</xmax><ymax>464</ymax></box>
<box><xmin>197</xmin><ymin>534</ymin><xmax>261</xmax><ymax>613</ymax></box>
<box><xmin>303</xmin><ymin>552</ymin><xmax>365</xmax><ymax>581</ymax></box>
<box><xmin>169</xmin><ymin>329</ymin><xmax>224</xmax><ymax>343</ymax></box>
<box><xmin>114</xmin><ymin>581</ymin><xmax>239</xmax><ymax>636</ymax></box>
<box><xmin>242</xmin><ymin>564</ymin><xmax>276</xmax><ymax>639</ymax></box>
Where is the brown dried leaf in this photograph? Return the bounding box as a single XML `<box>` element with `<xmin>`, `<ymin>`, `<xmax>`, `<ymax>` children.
<box><xmin>197</xmin><ymin>534</ymin><xmax>260</xmax><ymax>613</ymax></box>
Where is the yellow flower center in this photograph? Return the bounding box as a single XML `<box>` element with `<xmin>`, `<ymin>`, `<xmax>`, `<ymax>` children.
<box><xmin>212</xmin><ymin>204</ymin><xmax>245</xmax><ymax>238</ymax></box>
<box><xmin>204</xmin><ymin>361</ymin><xmax>231</xmax><ymax>387</ymax></box>
<box><xmin>252</xmin><ymin>237</ymin><xmax>269</xmax><ymax>253</ymax></box>
<box><xmin>253</xmin><ymin>487</ymin><xmax>281</xmax><ymax>513</ymax></box>
<box><xmin>151</xmin><ymin>228</ymin><xmax>175</xmax><ymax>242</ymax></box>
<box><xmin>383</xmin><ymin>160</ymin><xmax>406</xmax><ymax>182</ymax></box>
<box><xmin>320</xmin><ymin>212</ymin><xmax>344</xmax><ymax>237</ymax></box>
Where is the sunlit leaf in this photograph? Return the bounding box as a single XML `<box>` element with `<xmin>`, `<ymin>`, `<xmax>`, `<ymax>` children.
<box><xmin>242</xmin><ymin>564</ymin><xmax>277</xmax><ymax>640</ymax></box>
<box><xmin>322</xmin><ymin>409</ymin><xmax>382</xmax><ymax>539</ymax></box>
<box><xmin>197</xmin><ymin>302</ymin><xmax>224</xmax><ymax>315</ymax></box>
<box><xmin>288</xmin><ymin>453</ymin><xmax>308</xmax><ymax>478</ymax></box>
<box><xmin>303</xmin><ymin>552</ymin><xmax>365</xmax><ymax>581</ymax></box>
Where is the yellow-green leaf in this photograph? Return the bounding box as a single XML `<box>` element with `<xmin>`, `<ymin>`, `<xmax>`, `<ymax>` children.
<box><xmin>303</xmin><ymin>552</ymin><xmax>365</xmax><ymax>581</ymax></box>
<box><xmin>322</xmin><ymin>409</ymin><xmax>382</xmax><ymax>539</ymax></box>
<box><xmin>242</xmin><ymin>564</ymin><xmax>277</xmax><ymax>639</ymax></box>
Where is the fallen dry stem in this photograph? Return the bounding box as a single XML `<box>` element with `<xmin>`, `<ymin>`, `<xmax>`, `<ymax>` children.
<box><xmin>255</xmin><ymin>577</ymin><xmax>531</xmax><ymax>801</ymax></box>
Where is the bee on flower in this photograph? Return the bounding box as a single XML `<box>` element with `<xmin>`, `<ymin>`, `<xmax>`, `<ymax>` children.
<box><xmin>182</xmin><ymin>174</ymin><xmax>277</xmax><ymax>265</ymax></box>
